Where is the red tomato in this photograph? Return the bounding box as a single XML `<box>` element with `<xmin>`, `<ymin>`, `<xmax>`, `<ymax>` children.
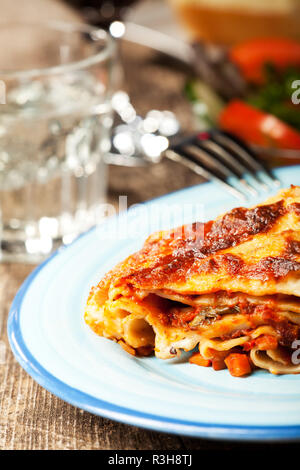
<box><xmin>230</xmin><ymin>38</ymin><xmax>300</xmax><ymax>83</ymax></box>
<box><xmin>219</xmin><ymin>100</ymin><xmax>300</xmax><ymax>150</ymax></box>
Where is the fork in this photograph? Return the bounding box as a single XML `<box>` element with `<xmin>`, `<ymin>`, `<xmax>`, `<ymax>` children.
<box><xmin>165</xmin><ymin>130</ymin><xmax>281</xmax><ymax>201</ymax></box>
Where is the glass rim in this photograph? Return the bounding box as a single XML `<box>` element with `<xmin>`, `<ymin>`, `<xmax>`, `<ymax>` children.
<box><xmin>0</xmin><ymin>20</ymin><xmax>115</xmax><ymax>80</ymax></box>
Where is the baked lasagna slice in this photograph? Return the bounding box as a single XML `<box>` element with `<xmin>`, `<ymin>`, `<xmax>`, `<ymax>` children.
<box><xmin>85</xmin><ymin>186</ymin><xmax>300</xmax><ymax>376</ymax></box>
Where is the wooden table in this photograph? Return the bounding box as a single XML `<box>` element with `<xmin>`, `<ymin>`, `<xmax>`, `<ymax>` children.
<box><xmin>0</xmin><ymin>25</ymin><xmax>297</xmax><ymax>452</ymax></box>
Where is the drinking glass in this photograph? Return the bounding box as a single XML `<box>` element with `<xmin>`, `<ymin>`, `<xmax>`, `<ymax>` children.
<box><xmin>0</xmin><ymin>21</ymin><xmax>115</xmax><ymax>262</ymax></box>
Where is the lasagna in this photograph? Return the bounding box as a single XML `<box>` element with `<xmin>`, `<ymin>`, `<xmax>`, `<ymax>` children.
<box><xmin>85</xmin><ymin>186</ymin><xmax>300</xmax><ymax>377</ymax></box>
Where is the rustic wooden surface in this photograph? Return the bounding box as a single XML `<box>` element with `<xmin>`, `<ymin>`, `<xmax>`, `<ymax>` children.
<box><xmin>0</xmin><ymin>8</ymin><xmax>298</xmax><ymax>451</ymax></box>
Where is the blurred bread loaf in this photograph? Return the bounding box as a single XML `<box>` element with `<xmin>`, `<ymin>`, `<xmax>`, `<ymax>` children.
<box><xmin>168</xmin><ymin>0</ymin><xmax>300</xmax><ymax>44</ymax></box>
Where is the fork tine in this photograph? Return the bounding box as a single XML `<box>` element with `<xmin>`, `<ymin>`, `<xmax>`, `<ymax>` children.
<box><xmin>207</xmin><ymin>132</ymin><xmax>268</xmax><ymax>192</ymax></box>
<box><xmin>211</xmin><ymin>130</ymin><xmax>281</xmax><ymax>188</ymax></box>
<box><xmin>165</xmin><ymin>147</ymin><xmax>247</xmax><ymax>201</ymax></box>
<box><xmin>193</xmin><ymin>138</ymin><xmax>258</xmax><ymax>196</ymax></box>
<box><xmin>186</xmin><ymin>142</ymin><xmax>257</xmax><ymax>197</ymax></box>
<box><xmin>197</xmin><ymin>138</ymin><xmax>251</xmax><ymax>176</ymax></box>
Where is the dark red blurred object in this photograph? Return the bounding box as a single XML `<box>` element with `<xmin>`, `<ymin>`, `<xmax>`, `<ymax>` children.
<box><xmin>65</xmin><ymin>0</ymin><xmax>140</xmax><ymax>27</ymax></box>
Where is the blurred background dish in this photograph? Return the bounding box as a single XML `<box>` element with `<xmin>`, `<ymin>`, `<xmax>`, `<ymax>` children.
<box><xmin>186</xmin><ymin>37</ymin><xmax>300</xmax><ymax>164</ymax></box>
<box><xmin>167</xmin><ymin>0</ymin><xmax>300</xmax><ymax>44</ymax></box>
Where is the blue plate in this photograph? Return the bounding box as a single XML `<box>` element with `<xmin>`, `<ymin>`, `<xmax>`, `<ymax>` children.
<box><xmin>8</xmin><ymin>166</ymin><xmax>300</xmax><ymax>441</ymax></box>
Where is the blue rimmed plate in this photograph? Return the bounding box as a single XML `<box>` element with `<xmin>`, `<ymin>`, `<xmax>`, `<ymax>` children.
<box><xmin>8</xmin><ymin>166</ymin><xmax>300</xmax><ymax>441</ymax></box>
